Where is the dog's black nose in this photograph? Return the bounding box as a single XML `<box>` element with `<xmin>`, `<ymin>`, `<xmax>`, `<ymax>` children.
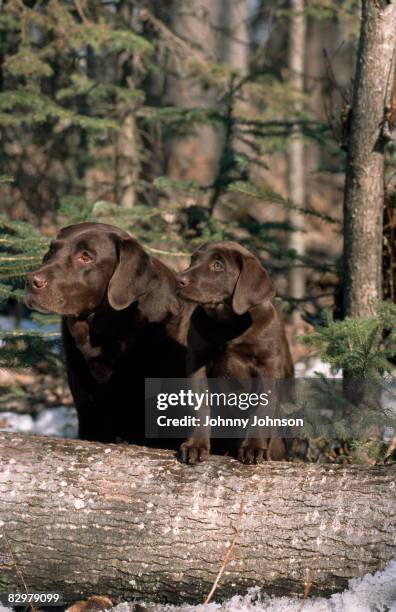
<box><xmin>177</xmin><ymin>275</ymin><xmax>190</xmax><ymax>288</ymax></box>
<box><xmin>31</xmin><ymin>274</ymin><xmax>48</xmax><ymax>290</ymax></box>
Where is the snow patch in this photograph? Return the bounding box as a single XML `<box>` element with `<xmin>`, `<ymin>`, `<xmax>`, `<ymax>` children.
<box><xmin>0</xmin><ymin>412</ymin><xmax>35</xmax><ymax>433</ymax></box>
<box><xmin>110</xmin><ymin>560</ymin><xmax>396</xmax><ymax>612</ymax></box>
<box><xmin>0</xmin><ymin>406</ymin><xmax>78</xmax><ymax>438</ymax></box>
<box><xmin>34</xmin><ymin>406</ymin><xmax>78</xmax><ymax>438</ymax></box>
<box><xmin>295</xmin><ymin>357</ymin><xmax>342</xmax><ymax>378</ymax></box>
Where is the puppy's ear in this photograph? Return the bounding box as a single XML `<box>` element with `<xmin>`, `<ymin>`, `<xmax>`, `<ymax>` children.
<box><xmin>232</xmin><ymin>255</ymin><xmax>275</xmax><ymax>315</ymax></box>
<box><xmin>107</xmin><ymin>237</ymin><xmax>153</xmax><ymax>311</ymax></box>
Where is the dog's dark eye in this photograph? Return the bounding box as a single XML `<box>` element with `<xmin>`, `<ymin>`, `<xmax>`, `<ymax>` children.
<box><xmin>77</xmin><ymin>251</ymin><xmax>93</xmax><ymax>264</ymax></box>
<box><xmin>43</xmin><ymin>248</ymin><xmax>53</xmax><ymax>262</ymax></box>
<box><xmin>211</xmin><ymin>260</ymin><xmax>224</xmax><ymax>272</ymax></box>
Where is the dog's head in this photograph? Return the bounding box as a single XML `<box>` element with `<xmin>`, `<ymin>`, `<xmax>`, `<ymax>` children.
<box><xmin>25</xmin><ymin>222</ymin><xmax>154</xmax><ymax>316</ymax></box>
<box><xmin>177</xmin><ymin>242</ymin><xmax>275</xmax><ymax>315</ymax></box>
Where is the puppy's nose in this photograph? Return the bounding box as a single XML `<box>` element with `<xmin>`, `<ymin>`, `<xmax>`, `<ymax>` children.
<box><xmin>31</xmin><ymin>274</ymin><xmax>48</xmax><ymax>290</ymax></box>
<box><xmin>177</xmin><ymin>275</ymin><xmax>190</xmax><ymax>288</ymax></box>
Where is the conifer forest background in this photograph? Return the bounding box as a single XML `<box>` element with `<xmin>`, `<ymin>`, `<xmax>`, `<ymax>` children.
<box><xmin>1</xmin><ymin>0</ymin><xmax>396</xmax><ymax>463</ymax></box>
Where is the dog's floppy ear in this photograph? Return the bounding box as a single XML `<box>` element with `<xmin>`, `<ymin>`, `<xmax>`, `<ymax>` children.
<box><xmin>232</xmin><ymin>255</ymin><xmax>275</xmax><ymax>315</ymax></box>
<box><xmin>107</xmin><ymin>236</ymin><xmax>154</xmax><ymax>311</ymax></box>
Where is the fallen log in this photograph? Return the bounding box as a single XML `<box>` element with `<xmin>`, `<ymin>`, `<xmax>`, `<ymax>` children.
<box><xmin>0</xmin><ymin>432</ymin><xmax>395</xmax><ymax>606</ymax></box>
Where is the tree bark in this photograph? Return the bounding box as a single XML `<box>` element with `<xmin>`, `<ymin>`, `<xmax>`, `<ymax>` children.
<box><xmin>287</xmin><ymin>0</ymin><xmax>306</xmax><ymax>325</ymax></box>
<box><xmin>217</xmin><ymin>0</ymin><xmax>249</xmax><ymax>72</ymax></box>
<box><xmin>164</xmin><ymin>0</ymin><xmax>223</xmax><ymax>185</ymax></box>
<box><xmin>343</xmin><ymin>0</ymin><xmax>396</xmax><ymax>317</ymax></box>
<box><xmin>114</xmin><ymin>0</ymin><xmax>141</xmax><ymax>209</ymax></box>
<box><xmin>115</xmin><ymin>105</ymin><xmax>140</xmax><ymax>209</ymax></box>
<box><xmin>0</xmin><ymin>432</ymin><xmax>395</xmax><ymax>606</ymax></box>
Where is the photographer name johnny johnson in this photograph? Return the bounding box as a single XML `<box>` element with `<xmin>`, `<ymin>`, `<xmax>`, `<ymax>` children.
<box><xmin>156</xmin><ymin>415</ymin><xmax>304</xmax><ymax>428</ymax></box>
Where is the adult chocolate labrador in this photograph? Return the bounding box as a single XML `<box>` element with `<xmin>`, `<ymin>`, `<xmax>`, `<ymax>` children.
<box><xmin>177</xmin><ymin>241</ymin><xmax>294</xmax><ymax>464</ymax></box>
<box><xmin>25</xmin><ymin>222</ymin><xmax>193</xmax><ymax>444</ymax></box>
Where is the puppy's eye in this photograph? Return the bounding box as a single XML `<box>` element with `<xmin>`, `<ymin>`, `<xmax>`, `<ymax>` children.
<box><xmin>77</xmin><ymin>251</ymin><xmax>93</xmax><ymax>264</ymax></box>
<box><xmin>211</xmin><ymin>260</ymin><xmax>224</xmax><ymax>272</ymax></box>
<box><xmin>43</xmin><ymin>249</ymin><xmax>52</xmax><ymax>262</ymax></box>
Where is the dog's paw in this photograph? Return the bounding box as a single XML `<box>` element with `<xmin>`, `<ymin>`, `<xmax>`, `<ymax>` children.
<box><xmin>179</xmin><ymin>437</ymin><xmax>210</xmax><ymax>465</ymax></box>
<box><xmin>238</xmin><ymin>438</ymin><xmax>267</xmax><ymax>464</ymax></box>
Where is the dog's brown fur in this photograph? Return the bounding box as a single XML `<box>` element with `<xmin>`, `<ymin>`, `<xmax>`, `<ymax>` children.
<box><xmin>25</xmin><ymin>222</ymin><xmax>193</xmax><ymax>443</ymax></box>
<box><xmin>177</xmin><ymin>241</ymin><xmax>294</xmax><ymax>464</ymax></box>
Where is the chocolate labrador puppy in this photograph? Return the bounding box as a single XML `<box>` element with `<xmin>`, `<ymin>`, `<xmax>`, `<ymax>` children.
<box><xmin>177</xmin><ymin>241</ymin><xmax>294</xmax><ymax>464</ymax></box>
<box><xmin>25</xmin><ymin>222</ymin><xmax>193</xmax><ymax>443</ymax></box>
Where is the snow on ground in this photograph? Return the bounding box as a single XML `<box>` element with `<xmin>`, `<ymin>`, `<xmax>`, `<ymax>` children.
<box><xmin>0</xmin><ymin>406</ymin><xmax>78</xmax><ymax>438</ymax></box>
<box><xmin>110</xmin><ymin>560</ymin><xmax>396</xmax><ymax>612</ymax></box>
<box><xmin>294</xmin><ymin>357</ymin><xmax>342</xmax><ymax>378</ymax></box>
<box><xmin>0</xmin><ymin>314</ymin><xmax>59</xmax><ymax>334</ymax></box>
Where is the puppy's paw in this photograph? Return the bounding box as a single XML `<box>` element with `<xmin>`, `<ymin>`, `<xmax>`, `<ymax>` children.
<box><xmin>238</xmin><ymin>438</ymin><xmax>268</xmax><ymax>464</ymax></box>
<box><xmin>268</xmin><ymin>437</ymin><xmax>287</xmax><ymax>461</ymax></box>
<box><xmin>179</xmin><ymin>437</ymin><xmax>210</xmax><ymax>465</ymax></box>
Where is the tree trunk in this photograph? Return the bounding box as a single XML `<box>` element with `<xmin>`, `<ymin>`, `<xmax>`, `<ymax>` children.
<box><xmin>115</xmin><ymin>106</ymin><xmax>140</xmax><ymax>209</ymax></box>
<box><xmin>0</xmin><ymin>432</ymin><xmax>395</xmax><ymax>606</ymax></box>
<box><xmin>287</xmin><ymin>0</ymin><xmax>306</xmax><ymax>325</ymax></box>
<box><xmin>164</xmin><ymin>0</ymin><xmax>223</xmax><ymax>185</ymax></box>
<box><xmin>164</xmin><ymin>0</ymin><xmax>248</xmax><ymax>188</ymax></box>
<box><xmin>343</xmin><ymin>0</ymin><xmax>396</xmax><ymax>317</ymax></box>
<box><xmin>114</xmin><ymin>0</ymin><xmax>140</xmax><ymax>209</ymax></box>
<box><xmin>217</xmin><ymin>0</ymin><xmax>249</xmax><ymax>72</ymax></box>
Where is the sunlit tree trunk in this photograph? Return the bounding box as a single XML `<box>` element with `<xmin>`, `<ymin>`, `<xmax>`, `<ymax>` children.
<box><xmin>164</xmin><ymin>0</ymin><xmax>221</xmax><ymax>185</ymax></box>
<box><xmin>287</xmin><ymin>0</ymin><xmax>306</xmax><ymax>325</ymax></box>
<box><xmin>114</xmin><ymin>0</ymin><xmax>141</xmax><ymax>209</ymax></box>
<box><xmin>164</xmin><ymin>0</ymin><xmax>248</xmax><ymax>187</ymax></box>
<box><xmin>115</xmin><ymin>100</ymin><xmax>140</xmax><ymax>209</ymax></box>
<box><xmin>217</xmin><ymin>0</ymin><xmax>249</xmax><ymax>72</ymax></box>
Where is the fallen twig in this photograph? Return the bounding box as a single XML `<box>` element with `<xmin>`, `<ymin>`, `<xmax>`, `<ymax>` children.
<box><xmin>298</xmin><ymin>550</ymin><xmax>321</xmax><ymax>611</ymax></box>
<box><xmin>204</xmin><ymin>499</ymin><xmax>245</xmax><ymax>605</ymax></box>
